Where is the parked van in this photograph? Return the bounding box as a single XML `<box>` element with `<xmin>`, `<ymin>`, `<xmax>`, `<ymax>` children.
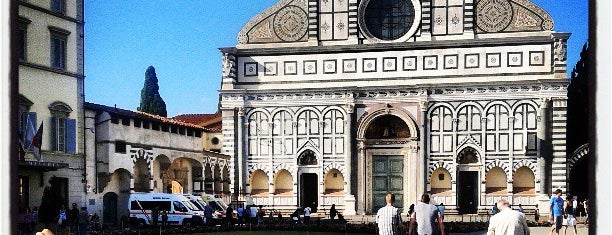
<box><xmin>128</xmin><ymin>193</ymin><xmax>203</xmax><ymax>226</ymax></box>
<box><xmin>201</xmin><ymin>194</ymin><xmax>228</xmax><ymax>218</ymax></box>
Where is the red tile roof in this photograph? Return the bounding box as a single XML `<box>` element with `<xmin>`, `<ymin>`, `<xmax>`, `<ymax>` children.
<box><xmin>173</xmin><ymin>113</ymin><xmax>222</xmax><ymax>132</ymax></box>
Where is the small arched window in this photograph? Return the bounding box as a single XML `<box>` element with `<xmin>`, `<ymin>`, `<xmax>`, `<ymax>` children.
<box><xmin>298</xmin><ymin>150</ymin><xmax>318</xmax><ymax>166</ymax></box>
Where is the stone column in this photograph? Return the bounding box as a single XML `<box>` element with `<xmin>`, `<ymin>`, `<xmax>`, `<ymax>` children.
<box><xmin>236</xmin><ymin>107</ymin><xmax>246</xmax><ymax>198</ymax></box>
<box><xmin>344</xmin><ymin>103</ymin><xmax>356</xmax><ymax>215</ymax></box>
<box><xmin>537</xmin><ymin>98</ymin><xmax>550</xmax><ymax>194</ymax></box>
<box><xmin>419</xmin><ymin>101</ymin><xmax>428</xmax><ymax>194</ymax></box>
<box><xmin>357</xmin><ymin>140</ymin><xmax>366</xmax><ymax>215</ymax></box>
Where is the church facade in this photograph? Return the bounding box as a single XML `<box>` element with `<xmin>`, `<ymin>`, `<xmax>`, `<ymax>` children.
<box><xmin>220</xmin><ymin>0</ymin><xmax>570</xmax><ymax>215</ymax></box>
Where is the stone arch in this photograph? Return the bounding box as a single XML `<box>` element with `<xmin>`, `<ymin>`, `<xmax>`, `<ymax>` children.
<box><xmin>274</xmin><ymin>169</ymin><xmax>294</xmax><ymax>195</ymax></box>
<box><xmin>511</xmin><ymin>100</ymin><xmax>539</xmax><ymax>114</ymax></box>
<box><xmin>485</xmin><ymin>167</ymin><xmax>508</xmax><ymax>194</ymax></box>
<box><xmin>322</xmin><ymin>106</ymin><xmax>348</xmax><ymax>119</ymax></box>
<box><xmin>457</xmin><ymin>146</ymin><xmax>481</xmax><ymax>164</ymax></box>
<box><xmin>323</xmin><ymin>162</ymin><xmax>346</xmax><ymax>177</ymax></box>
<box><xmin>568</xmin><ymin>143</ymin><xmax>589</xmax><ymax>172</ymax></box>
<box><xmin>513</xmin><ymin>159</ymin><xmax>538</xmax><ymax>179</ymax></box>
<box><xmin>427</xmin><ymin>103</ymin><xmax>456</xmax><ymax>119</ymax></box>
<box><xmin>485</xmin><ymin>159</ymin><xmax>511</xmax><ymax>175</ymax></box>
<box><xmin>513</xmin><ymin>166</ymin><xmax>535</xmax><ymax>195</ymax></box>
<box><xmin>213</xmin><ymin>164</ymin><xmax>222</xmax><ymax>193</ymax></box>
<box><xmin>249</xmin><ymin>163</ymin><xmax>272</xmax><ymax>177</ymax></box>
<box><xmin>295</xmin><ymin>107</ymin><xmax>323</xmax><ymax>121</ymax></box>
<box><xmin>273</xmin><ymin>163</ymin><xmax>297</xmax><ymax>180</ymax></box>
<box><xmin>246</xmin><ymin>108</ymin><xmax>271</xmax><ymax>120</ymax></box>
<box><xmin>483</xmin><ymin>101</ymin><xmax>512</xmax><ymax>114</ymax></box>
<box><xmin>430</xmin><ymin>167</ymin><xmax>452</xmax><ymax>195</ymax></box>
<box><xmin>298</xmin><ymin>149</ymin><xmax>318</xmax><ymax>166</ymax></box>
<box><xmin>456</xmin><ymin>101</ymin><xmax>485</xmax><ymax>113</ymax></box>
<box><xmin>133</xmin><ymin>157</ymin><xmax>150</xmax><ymax>192</ymax></box>
<box><xmin>428</xmin><ymin>161</ymin><xmax>455</xmax><ymax>182</ymax></box>
<box><xmin>250</xmin><ymin>169</ymin><xmax>269</xmax><ymax>196</ymax></box>
<box><xmin>323</xmin><ymin>169</ymin><xmax>344</xmax><ymax>195</ymax></box>
<box><xmin>270</xmin><ymin>107</ymin><xmax>295</xmax><ymax>119</ymax></box>
<box><xmin>357</xmin><ymin>106</ymin><xmax>419</xmax><ymax>139</ymax></box>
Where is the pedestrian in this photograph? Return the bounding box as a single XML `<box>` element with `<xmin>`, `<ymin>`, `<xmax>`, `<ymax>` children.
<box><xmin>492</xmin><ymin>203</ymin><xmax>499</xmax><ymax>215</ymax></box>
<box><xmin>376</xmin><ymin>193</ymin><xmax>403</xmax><ymax>235</ymax></box>
<box><xmin>204</xmin><ymin>203</ymin><xmax>214</xmax><ymax>226</ymax></box>
<box><xmin>408</xmin><ymin>204</ymin><xmax>415</xmax><ymax>217</ymax></box>
<box><xmin>583</xmin><ymin>199</ymin><xmax>589</xmax><ymax>224</ymax></box>
<box><xmin>31</xmin><ymin>206</ymin><xmax>39</xmax><ymax>232</ymax></box>
<box><xmin>572</xmin><ymin>197</ymin><xmax>578</xmax><ymax>216</ymax></box>
<box><xmin>226</xmin><ymin>206</ymin><xmax>234</xmax><ymax>227</ymax></box>
<box><xmin>151</xmin><ymin>207</ymin><xmax>159</xmax><ymax>226</ymax></box>
<box><xmin>161</xmin><ymin>210</ymin><xmax>168</xmax><ymax>227</ymax></box>
<box><xmin>549</xmin><ymin>189</ymin><xmax>564</xmax><ymax>235</ymax></box>
<box><xmin>69</xmin><ymin>203</ymin><xmax>79</xmax><ymax>234</ymax></box>
<box><xmin>518</xmin><ymin>204</ymin><xmax>524</xmax><ymax>213</ymax></box>
<box><xmin>562</xmin><ymin>195</ymin><xmax>578</xmax><ymax>235</ymax></box>
<box><xmin>409</xmin><ymin>194</ymin><xmax>445</xmax><ymax>235</ymax></box>
<box><xmin>23</xmin><ymin>207</ymin><xmax>33</xmax><ymax>234</ymax></box>
<box><xmin>330</xmin><ymin>204</ymin><xmax>337</xmax><ymax>220</ymax></box>
<box><xmin>250</xmin><ymin>204</ymin><xmax>258</xmax><ymax>225</ymax></box>
<box><xmin>486</xmin><ymin>199</ymin><xmax>530</xmax><ymax>235</ymax></box>
<box><xmin>304</xmin><ymin>205</ymin><xmax>311</xmax><ymax>225</ymax></box>
<box><xmin>77</xmin><ymin>207</ymin><xmax>89</xmax><ymax>235</ymax></box>
<box><xmin>56</xmin><ymin>205</ymin><xmax>67</xmax><ymax>232</ymax></box>
<box><xmin>257</xmin><ymin>205</ymin><xmax>265</xmax><ymax>225</ymax></box>
<box><xmin>237</xmin><ymin>205</ymin><xmax>245</xmax><ymax>226</ymax></box>
<box><xmin>438</xmin><ymin>203</ymin><xmax>445</xmax><ymax>220</ymax></box>
<box><xmin>534</xmin><ymin>204</ymin><xmax>540</xmax><ymax>222</ymax></box>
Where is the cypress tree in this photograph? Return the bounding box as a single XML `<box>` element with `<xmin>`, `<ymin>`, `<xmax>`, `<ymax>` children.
<box><xmin>567</xmin><ymin>42</ymin><xmax>590</xmax><ymax>153</ymax></box>
<box><xmin>139</xmin><ymin>66</ymin><xmax>168</xmax><ymax>117</ymax></box>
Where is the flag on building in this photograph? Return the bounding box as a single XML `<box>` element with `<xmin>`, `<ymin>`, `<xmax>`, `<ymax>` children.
<box><xmin>29</xmin><ymin>122</ymin><xmax>43</xmax><ymax>161</ymax></box>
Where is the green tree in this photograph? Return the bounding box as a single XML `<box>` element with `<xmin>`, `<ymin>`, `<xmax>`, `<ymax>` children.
<box><xmin>138</xmin><ymin>66</ymin><xmax>168</xmax><ymax>117</ymax></box>
<box><xmin>567</xmin><ymin>41</ymin><xmax>590</xmax><ymax>153</ymax></box>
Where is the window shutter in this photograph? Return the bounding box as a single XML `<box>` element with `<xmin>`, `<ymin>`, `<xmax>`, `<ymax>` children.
<box><xmin>25</xmin><ymin>112</ymin><xmax>37</xmax><ymax>147</ymax></box>
<box><xmin>51</xmin><ymin>117</ymin><xmax>57</xmax><ymax>151</ymax></box>
<box><xmin>65</xmin><ymin>118</ymin><xmax>76</xmax><ymax>154</ymax></box>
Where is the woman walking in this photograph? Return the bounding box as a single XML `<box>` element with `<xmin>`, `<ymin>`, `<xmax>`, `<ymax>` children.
<box><xmin>563</xmin><ymin>195</ymin><xmax>578</xmax><ymax>235</ymax></box>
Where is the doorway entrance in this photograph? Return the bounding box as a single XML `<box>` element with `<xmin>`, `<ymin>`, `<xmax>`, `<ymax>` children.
<box><xmin>300</xmin><ymin>173</ymin><xmax>318</xmax><ymax>212</ymax></box>
<box><xmin>103</xmin><ymin>192</ymin><xmax>118</xmax><ymax>225</ymax></box>
<box><xmin>371</xmin><ymin>156</ymin><xmax>404</xmax><ymax>212</ymax></box>
<box><xmin>457</xmin><ymin>171</ymin><xmax>478</xmax><ymax>214</ymax></box>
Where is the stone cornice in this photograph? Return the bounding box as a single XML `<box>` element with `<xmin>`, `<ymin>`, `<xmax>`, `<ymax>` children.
<box><xmin>220</xmin><ymin>35</ymin><xmax>557</xmax><ymax>56</ymax></box>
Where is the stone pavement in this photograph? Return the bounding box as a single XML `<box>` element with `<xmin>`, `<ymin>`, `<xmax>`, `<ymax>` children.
<box><xmin>448</xmin><ymin>224</ymin><xmax>589</xmax><ymax>235</ymax></box>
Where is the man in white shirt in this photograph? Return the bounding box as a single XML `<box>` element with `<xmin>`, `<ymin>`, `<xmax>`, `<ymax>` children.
<box><xmin>409</xmin><ymin>194</ymin><xmax>445</xmax><ymax>235</ymax></box>
<box><xmin>250</xmin><ymin>204</ymin><xmax>258</xmax><ymax>225</ymax></box>
<box><xmin>303</xmin><ymin>206</ymin><xmax>311</xmax><ymax>225</ymax></box>
<box><xmin>376</xmin><ymin>193</ymin><xmax>403</xmax><ymax>235</ymax></box>
<box><xmin>487</xmin><ymin>199</ymin><xmax>530</xmax><ymax>235</ymax></box>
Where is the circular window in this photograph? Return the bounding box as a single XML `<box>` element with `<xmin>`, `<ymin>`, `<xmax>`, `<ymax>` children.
<box><xmin>211</xmin><ymin>137</ymin><xmax>219</xmax><ymax>145</ymax></box>
<box><xmin>363</xmin><ymin>0</ymin><xmax>416</xmax><ymax>41</ymax></box>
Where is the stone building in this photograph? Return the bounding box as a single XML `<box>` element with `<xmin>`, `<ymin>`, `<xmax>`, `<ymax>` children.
<box><xmin>17</xmin><ymin>0</ymin><xmax>86</xmax><ymax>214</ymax></box>
<box><xmin>83</xmin><ymin>103</ymin><xmax>230</xmax><ymax>225</ymax></box>
<box><xmin>219</xmin><ymin>0</ymin><xmax>570</xmax><ymax>215</ymax></box>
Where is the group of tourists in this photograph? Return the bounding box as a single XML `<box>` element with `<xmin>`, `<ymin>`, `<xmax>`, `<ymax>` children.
<box><xmin>56</xmin><ymin>203</ymin><xmax>95</xmax><ymax>235</ymax></box>
<box><xmin>227</xmin><ymin>204</ymin><xmax>266</xmax><ymax>227</ymax></box>
<box><xmin>375</xmin><ymin>189</ymin><xmax>587</xmax><ymax>235</ymax></box>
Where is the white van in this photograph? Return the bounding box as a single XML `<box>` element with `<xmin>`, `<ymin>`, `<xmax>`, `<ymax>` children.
<box><xmin>128</xmin><ymin>193</ymin><xmax>204</xmax><ymax>226</ymax></box>
<box><xmin>201</xmin><ymin>194</ymin><xmax>228</xmax><ymax>218</ymax></box>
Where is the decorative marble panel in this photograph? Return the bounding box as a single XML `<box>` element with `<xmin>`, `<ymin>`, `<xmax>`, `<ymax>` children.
<box><xmin>264</xmin><ymin>62</ymin><xmax>278</xmax><ymax>76</ymax></box>
<box><xmin>334</xmin><ymin>12</ymin><xmax>349</xmax><ymax>40</ymax></box>
<box><xmin>244</xmin><ymin>62</ymin><xmax>258</xmax><ymax>76</ymax></box>
<box><xmin>403</xmin><ymin>56</ymin><xmax>417</xmax><ymax>71</ymax></box>
<box><xmin>303</xmin><ymin>60</ymin><xmax>317</xmax><ymax>74</ymax></box>
<box><xmin>444</xmin><ymin>54</ymin><xmax>458</xmax><ymax>69</ymax></box>
<box><xmin>342</xmin><ymin>59</ymin><xmax>357</xmax><ymax>73</ymax></box>
<box><xmin>323</xmin><ymin>59</ymin><xmax>337</xmax><ymax>74</ymax></box>
<box><xmin>443</xmin><ymin>135</ymin><xmax>453</xmax><ymax>152</ymax></box>
<box><xmin>514</xmin><ymin>134</ymin><xmax>523</xmax><ymax>151</ymax></box>
<box><xmin>448</xmin><ymin>6</ymin><xmax>464</xmax><ymax>34</ymax></box>
<box><xmin>363</xmin><ymin>58</ymin><xmax>377</xmax><ymax>73</ymax></box>
<box><xmin>529</xmin><ymin>51</ymin><xmax>545</xmax><ymax>66</ymax></box>
<box><xmin>433</xmin><ymin>7</ymin><xmax>447</xmax><ymax>35</ymax></box>
<box><xmin>383</xmin><ymin>57</ymin><xmax>397</xmax><ymax>72</ymax></box>
<box><xmin>431</xmin><ymin>135</ymin><xmax>440</xmax><ymax>152</ymax></box>
<box><xmin>500</xmin><ymin>134</ymin><xmax>509</xmax><ymax>151</ymax></box>
<box><xmin>319</xmin><ymin>13</ymin><xmax>333</xmax><ymax>40</ymax></box>
<box><xmin>284</xmin><ymin>61</ymin><xmax>298</xmax><ymax>75</ymax></box>
<box><xmin>486</xmin><ymin>53</ymin><xmax>501</xmax><ymax>68</ymax></box>
<box><xmin>507</xmin><ymin>52</ymin><xmax>523</xmax><ymax>67</ymax></box>
<box><xmin>335</xmin><ymin>138</ymin><xmax>344</xmax><ymax>154</ymax></box>
<box><xmin>424</xmin><ymin>56</ymin><xmax>438</xmax><ymax>70</ymax></box>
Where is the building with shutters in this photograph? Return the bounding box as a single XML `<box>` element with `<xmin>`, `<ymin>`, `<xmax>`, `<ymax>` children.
<box><xmin>219</xmin><ymin>0</ymin><xmax>570</xmax><ymax>215</ymax></box>
<box><xmin>17</xmin><ymin>0</ymin><xmax>86</xmax><ymax>214</ymax></box>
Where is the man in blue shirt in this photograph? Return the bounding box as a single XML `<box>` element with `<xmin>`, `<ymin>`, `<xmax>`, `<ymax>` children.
<box><xmin>549</xmin><ymin>189</ymin><xmax>564</xmax><ymax>234</ymax></box>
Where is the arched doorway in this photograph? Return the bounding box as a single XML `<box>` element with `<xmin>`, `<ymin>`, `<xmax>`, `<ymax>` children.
<box><xmin>456</xmin><ymin>147</ymin><xmax>480</xmax><ymax>214</ymax></box>
<box><xmin>133</xmin><ymin>157</ymin><xmax>150</xmax><ymax>192</ymax></box>
<box><xmin>358</xmin><ymin>111</ymin><xmax>417</xmax><ymax>213</ymax></box>
<box><xmin>298</xmin><ymin>150</ymin><xmax>318</xmax><ymax>212</ymax></box>
<box><xmin>568</xmin><ymin>144</ymin><xmax>589</xmax><ymax>202</ymax></box>
<box><xmin>103</xmin><ymin>192</ymin><xmax>118</xmax><ymax>225</ymax></box>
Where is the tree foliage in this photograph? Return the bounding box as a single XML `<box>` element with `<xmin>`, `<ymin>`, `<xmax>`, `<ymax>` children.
<box><xmin>567</xmin><ymin>41</ymin><xmax>590</xmax><ymax>153</ymax></box>
<box><xmin>139</xmin><ymin>66</ymin><xmax>168</xmax><ymax>117</ymax></box>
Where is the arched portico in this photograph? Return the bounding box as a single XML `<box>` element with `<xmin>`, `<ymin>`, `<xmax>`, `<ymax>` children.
<box><xmin>355</xmin><ymin>105</ymin><xmax>420</xmax><ymax>214</ymax></box>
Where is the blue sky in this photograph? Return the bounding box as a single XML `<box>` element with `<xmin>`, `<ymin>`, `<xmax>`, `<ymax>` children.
<box><xmin>84</xmin><ymin>0</ymin><xmax>589</xmax><ymax>117</ymax></box>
